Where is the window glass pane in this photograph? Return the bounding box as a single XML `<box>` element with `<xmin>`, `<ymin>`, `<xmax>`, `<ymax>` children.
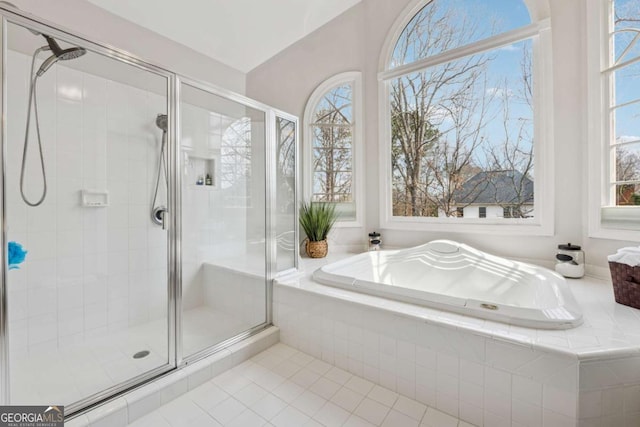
<box><xmin>614</xmin><ymin>62</ymin><xmax>640</xmax><ymax>107</ymax></box>
<box><xmin>615</xmin><ymin>144</ymin><xmax>640</xmax><ymax>181</ymax></box>
<box><xmin>390</xmin><ymin>39</ymin><xmax>534</xmax><ymax>218</ymax></box>
<box><xmin>313</xmin><ymin>84</ymin><xmax>352</xmax><ymax>124</ymax></box>
<box><xmin>313</xmin><ymin>171</ymin><xmax>352</xmax><ymax>202</ymax></box>
<box><xmin>614</xmin><ymin>144</ymin><xmax>640</xmax><ymax>208</ymax></box>
<box><xmin>613</xmin><ymin>0</ymin><xmax>640</xmax><ymax>64</ymax></box>
<box><xmin>313</xmin><ymin>126</ymin><xmax>352</xmax><ymax>149</ymax></box>
<box><xmin>390</xmin><ymin>0</ymin><xmax>531</xmax><ymax>68</ymax></box>
<box><xmin>614</xmin><ymin>102</ymin><xmax>640</xmax><ymax>144</ymax></box>
<box><xmin>312</xmin><ymin>120</ymin><xmax>353</xmax><ymax>204</ymax></box>
<box><xmin>615</xmin><ymin>184</ymin><xmax>640</xmax><ymax>205</ymax></box>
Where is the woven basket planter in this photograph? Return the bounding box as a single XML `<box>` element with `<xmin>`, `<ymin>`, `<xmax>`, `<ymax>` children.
<box><xmin>306</xmin><ymin>239</ymin><xmax>328</xmax><ymax>258</ymax></box>
<box><xmin>609</xmin><ymin>261</ymin><xmax>640</xmax><ymax>309</ymax></box>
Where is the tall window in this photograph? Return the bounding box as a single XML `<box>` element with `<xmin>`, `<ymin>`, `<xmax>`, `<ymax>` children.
<box><xmin>380</xmin><ymin>0</ymin><xmax>552</xmax><ymax>232</ymax></box>
<box><xmin>605</xmin><ymin>1</ymin><xmax>640</xmax><ymax>206</ymax></box>
<box><xmin>304</xmin><ymin>72</ymin><xmax>363</xmax><ymax>224</ymax></box>
<box><xmin>589</xmin><ymin>0</ymin><xmax>640</xmax><ymax>236</ymax></box>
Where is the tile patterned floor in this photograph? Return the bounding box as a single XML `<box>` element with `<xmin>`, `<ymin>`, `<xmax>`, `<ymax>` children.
<box><xmin>128</xmin><ymin>343</ymin><xmax>473</xmax><ymax>427</ymax></box>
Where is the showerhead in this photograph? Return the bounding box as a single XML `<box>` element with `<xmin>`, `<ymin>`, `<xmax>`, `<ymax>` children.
<box><xmin>36</xmin><ymin>35</ymin><xmax>86</xmax><ymax>77</ymax></box>
<box><xmin>156</xmin><ymin>114</ymin><xmax>168</xmax><ymax>132</ymax></box>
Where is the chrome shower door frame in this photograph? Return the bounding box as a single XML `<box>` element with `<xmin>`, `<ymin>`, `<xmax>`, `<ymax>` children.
<box><xmin>174</xmin><ymin>75</ymin><xmax>279</xmax><ymax>366</ymax></box>
<box><xmin>0</xmin><ymin>5</ymin><xmax>177</xmax><ymax>416</ymax></box>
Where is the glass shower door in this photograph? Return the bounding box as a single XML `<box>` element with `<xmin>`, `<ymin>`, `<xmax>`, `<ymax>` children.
<box><xmin>179</xmin><ymin>81</ymin><xmax>267</xmax><ymax>358</ymax></box>
<box><xmin>4</xmin><ymin>20</ymin><xmax>173</xmax><ymax>410</ymax></box>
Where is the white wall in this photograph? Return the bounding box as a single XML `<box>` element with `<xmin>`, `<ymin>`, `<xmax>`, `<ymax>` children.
<box><xmin>6</xmin><ymin>51</ymin><xmax>168</xmax><ymax>355</ymax></box>
<box><xmin>246</xmin><ymin>0</ymin><xmax>637</xmax><ymax>269</ymax></box>
<box><xmin>7</xmin><ymin>0</ymin><xmax>246</xmax><ymax>94</ymax></box>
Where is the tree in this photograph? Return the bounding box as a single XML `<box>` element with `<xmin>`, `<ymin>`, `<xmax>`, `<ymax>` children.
<box><xmin>484</xmin><ymin>45</ymin><xmax>535</xmax><ymax>217</ymax></box>
<box><xmin>390</xmin><ymin>1</ymin><xmax>492</xmax><ymax>217</ymax></box>
<box><xmin>616</xmin><ymin>147</ymin><xmax>640</xmax><ymax>205</ymax></box>
<box><xmin>311</xmin><ymin>86</ymin><xmax>353</xmax><ymax>203</ymax></box>
<box><xmin>615</xmin><ymin>0</ymin><xmax>640</xmax><ymax>26</ymax></box>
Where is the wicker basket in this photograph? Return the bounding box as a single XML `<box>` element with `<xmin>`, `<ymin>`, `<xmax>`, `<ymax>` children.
<box><xmin>609</xmin><ymin>261</ymin><xmax>640</xmax><ymax>309</ymax></box>
<box><xmin>306</xmin><ymin>239</ymin><xmax>328</xmax><ymax>258</ymax></box>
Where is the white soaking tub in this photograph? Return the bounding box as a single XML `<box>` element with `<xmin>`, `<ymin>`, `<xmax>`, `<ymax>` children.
<box><xmin>312</xmin><ymin>240</ymin><xmax>583</xmax><ymax>329</ymax></box>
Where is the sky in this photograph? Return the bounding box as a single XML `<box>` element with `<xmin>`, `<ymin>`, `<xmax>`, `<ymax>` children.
<box><xmin>613</xmin><ymin>0</ymin><xmax>640</xmax><ymax>144</ymax></box>
<box><xmin>390</xmin><ymin>0</ymin><xmax>535</xmax><ymax>171</ymax></box>
<box><xmin>391</xmin><ymin>0</ymin><xmax>640</xmax><ymax>163</ymax></box>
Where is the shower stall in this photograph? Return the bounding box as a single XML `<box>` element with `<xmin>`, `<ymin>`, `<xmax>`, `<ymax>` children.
<box><xmin>0</xmin><ymin>4</ymin><xmax>298</xmax><ymax>417</ymax></box>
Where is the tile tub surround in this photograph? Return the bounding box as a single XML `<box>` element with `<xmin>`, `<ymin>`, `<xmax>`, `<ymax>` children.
<box><xmin>203</xmin><ymin>261</ymin><xmax>267</xmax><ymax>330</ymax></box>
<box><xmin>274</xmin><ymin>254</ymin><xmax>640</xmax><ymax>426</ymax></box>
<box><xmin>66</xmin><ymin>326</ymin><xmax>279</xmax><ymax>427</ymax></box>
<box><xmin>126</xmin><ymin>342</ymin><xmax>472</xmax><ymax>427</ymax></box>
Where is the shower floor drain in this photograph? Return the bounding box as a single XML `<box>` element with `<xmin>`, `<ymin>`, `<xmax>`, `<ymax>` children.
<box><xmin>133</xmin><ymin>350</ymin><xmax>150</xmax><ymax>359</ymax></box>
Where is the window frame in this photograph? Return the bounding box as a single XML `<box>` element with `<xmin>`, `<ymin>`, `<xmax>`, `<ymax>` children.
<box><xmin>377</xmin><ymin>0</ymin><xmax>554</xmax><ymax>236</ymax></box>
<box><xmin>303</xmin><ymin>71</ymin><xmax>364</xmax><ymax>227</ymax></box>
<box><xmin>587</xmin><ymin>0</ymin><xmax>640</xmax><ymax>240</ymax></box>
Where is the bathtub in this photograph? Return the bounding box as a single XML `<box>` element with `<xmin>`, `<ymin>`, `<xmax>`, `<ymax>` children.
<box><xmin>312</xmin><ymin>240</ymin><xmax>583</xmax><ymax>329</ymax></box>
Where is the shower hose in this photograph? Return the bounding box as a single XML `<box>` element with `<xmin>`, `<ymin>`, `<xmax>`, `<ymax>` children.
<box><xmin>20</xmin><ymin>46</ymin><xmax>49</xmax><ymax>207</ymax></box>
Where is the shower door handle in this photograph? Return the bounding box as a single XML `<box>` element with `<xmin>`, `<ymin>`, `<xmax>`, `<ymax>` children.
<box><xmin>161</xmin><ymin>210</ymin><xmax>169</xmax><ymax>230</ymax></box>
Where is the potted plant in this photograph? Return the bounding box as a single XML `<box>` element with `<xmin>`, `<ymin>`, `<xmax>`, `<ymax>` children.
<box><xmin>299</xmin><ymin>201</ymin><xmax>338</xmax><ymax>258</ymax></box>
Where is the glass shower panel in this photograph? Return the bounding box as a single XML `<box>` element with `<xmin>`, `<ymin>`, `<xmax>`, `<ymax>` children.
<box><xmin>275</xmin><ymin>117</ymin><xmax>297</xmax><ymax>272</ymax></box>
<box><xmin>180</xmin><ymin>83</ymin><xmax>267</xmax><ymax>358</ymax></box>
<box><xmin>5</xmin><ymin>21</ymin><xmax>171</xmax><ymax>408</ymax></box>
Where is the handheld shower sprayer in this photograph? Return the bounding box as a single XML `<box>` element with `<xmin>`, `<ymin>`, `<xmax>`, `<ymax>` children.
<box><xmin>151</xmin><ymin>114</ymin><xmax>169</xmax><ymax>227</ymax></box>
<box><xmin>36</xmin><ymin>35</ymin><xmax>86</xmax><ymax>76</ymax></box>
<box><xmin>19</xmin><ymin>32</ymin><xmax>87</xmax><ymax>206</ymax></box>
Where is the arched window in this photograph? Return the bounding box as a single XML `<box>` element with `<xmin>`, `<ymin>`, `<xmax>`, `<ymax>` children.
<box><xmin>587</xmin><ymin>0</ymin><xmax>640</xmax><ymax>239</ymax></box>
<box><xmin>379</xmin><ymin>0</ymin><xmax>552</xmax><ymax>234</ymax></box>
<box><xmin>304</xmin><ymin>72</ymin><xmax>363</xmax><ymax>225</ymax></box>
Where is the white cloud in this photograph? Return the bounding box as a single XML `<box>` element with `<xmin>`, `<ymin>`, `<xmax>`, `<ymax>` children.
<box><xmin>499</xmin><ymin>44</ymin><xmax>519</xmax><ymax>52</ymax></box>
<box><xmin>486</xmin><ymin>87</ymin><xmax>514</xmax><ymax>98</ymax></box>
<box><xmin>427</xmin><ymin>106</ymin><xmax>452</xmax><ymax>124</ymax></box>
<box><xmin>617</xmin><ymin>135</ymin><xmax>640</xmax><ymax>143</ymax></box>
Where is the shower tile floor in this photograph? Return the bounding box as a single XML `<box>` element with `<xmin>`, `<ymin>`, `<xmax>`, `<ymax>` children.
<box><xmin>10</xmin><ymin>306</ymin><xmax>252</xmax><ymax>407</ymax></box>
<box><xmin>127</xmin><ymin>343</ymin><xmax>473</xmax><ymax>427</ymax></box>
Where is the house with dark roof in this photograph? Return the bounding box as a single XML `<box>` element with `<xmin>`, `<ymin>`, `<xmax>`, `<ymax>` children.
<box><xmin>443</xmin><ymin>170</ymin><xmax>534</xmax><ymax>219</ymax></box>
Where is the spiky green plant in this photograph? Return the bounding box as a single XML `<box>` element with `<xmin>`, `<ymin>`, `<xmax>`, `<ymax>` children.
<box><xmin>299</xmin><ymin>201</ymin><xmax>338</xmax><ymax>242</ymax></box>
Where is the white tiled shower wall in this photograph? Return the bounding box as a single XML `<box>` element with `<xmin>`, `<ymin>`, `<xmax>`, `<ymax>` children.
<box><xmin>180</xmin><ymin>102</ymin><xmax>254</xmax><ymax>311</ymax></box>
<box><xmin>180</xmin><ymin>98</ymin><xmax>267</xmax><ymax>329</ymax></box>
<box><xmin>274</xmin><ymin>286</ymin><xmax>583</xmax><ymax>427</ymax></box>
<box><xmin>6</xmin><ymin>50</ymin><xmax>168</xmax><ymax>356</ymax></box>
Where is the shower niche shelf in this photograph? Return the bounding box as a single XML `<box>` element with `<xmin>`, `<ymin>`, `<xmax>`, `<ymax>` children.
<box><xmin>188</xmin><ymin>155</ymin><xmax>218</xmax><ymax>189</ymax></box>
<box><xmin>81</xmin><ymin>189</ymin><xmax>109</xmax><ymax>207</ymax></box>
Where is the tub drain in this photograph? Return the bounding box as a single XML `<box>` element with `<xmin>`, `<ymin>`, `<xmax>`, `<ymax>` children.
<box><xmin>133</xmin><ymin>350</ymin><xmax>150</xmax><ymax>359</ymax></box>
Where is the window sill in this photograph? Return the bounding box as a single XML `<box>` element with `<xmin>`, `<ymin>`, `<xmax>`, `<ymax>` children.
<box><xmin>589</xmin><ymin>226</ymin><xmax>640</xmax><ymax>241</ymax></box>
<box><xmin>589</xmin><ymin>207</ymin><xmax>640</xmax><ymax>241</ymax></box>
<box><xmin>333</xmin><ymin>220</ymin><xmax>364</xmax><ymax>228</ymax></box>
<box><xmin>382</xmin><ymin>217</ymin><xmax>553</xmax><ymax>236</ymax></box>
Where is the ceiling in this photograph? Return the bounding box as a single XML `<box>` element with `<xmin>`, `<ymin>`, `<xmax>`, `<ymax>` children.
<box><xmin>87</xmin><ymin>0</ymin><xmax>362</xmax><ymax>73</ymax></box>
